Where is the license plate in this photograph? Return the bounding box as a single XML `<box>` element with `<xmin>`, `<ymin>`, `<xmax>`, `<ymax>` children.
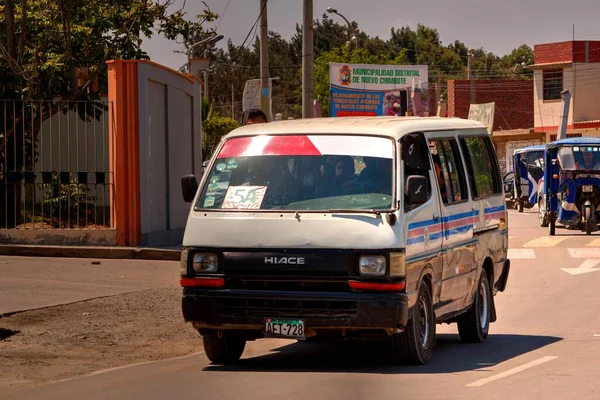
<box><xmin>583</xmin><ymin>185</ymin><xmax>594</xmax><ymax>193</ymax></box>
<box><xmin>265</xmin><ymin>319</ymin><xmax>305</xmax><ymax>339</ymax></box>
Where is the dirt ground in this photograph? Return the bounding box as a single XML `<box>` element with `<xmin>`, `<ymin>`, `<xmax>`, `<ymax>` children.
<box><xmin>0</xmin><ymin>287</ymin><xmax>201</xmax><ymax>391</ymax></box>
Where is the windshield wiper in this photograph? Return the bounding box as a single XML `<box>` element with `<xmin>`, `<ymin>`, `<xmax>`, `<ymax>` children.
<box><xmin>328</xmin><ymin>208</ymin><xmax>382</xmax><ymax>216</ymax></box>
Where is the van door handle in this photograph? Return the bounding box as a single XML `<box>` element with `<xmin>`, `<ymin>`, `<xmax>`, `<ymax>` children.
<box><xmin>433</xmin><ymin>213</ymin><xmax>440</xmax><ymax>222</ymax></box>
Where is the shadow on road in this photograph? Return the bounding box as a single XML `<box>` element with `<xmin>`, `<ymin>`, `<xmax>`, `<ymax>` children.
<box><xmin>203</xmin><ymin>333</ymin><xmax>562</xmax><ymax>374</ymax></box>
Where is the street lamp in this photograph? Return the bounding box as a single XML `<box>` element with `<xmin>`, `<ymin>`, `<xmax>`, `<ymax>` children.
<box><xmin>326</xmin><ymin>7</ymin><xmax>358</xmax><ymax>49</ymax></box>
<box><xmin>187</xmin><ymin>34</ymin><xmax>224</xmax><ymax>99</ymax></box>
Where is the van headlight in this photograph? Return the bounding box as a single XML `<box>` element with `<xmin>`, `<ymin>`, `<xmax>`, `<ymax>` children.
<box><xmin>192</xmin><ymin>253</ymin><xmax>219</xmax><ymax>274</ymax></box>
<box><xmin>359</xmin><ymin>256</ymin><xmax>387</xmax><ymax>276</ymax></box>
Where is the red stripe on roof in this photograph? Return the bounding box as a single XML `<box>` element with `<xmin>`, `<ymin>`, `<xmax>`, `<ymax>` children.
<box><xmin>217</xmin><ymin>135</ymin><xmax>322</xmax><ymax>159</ymax></box>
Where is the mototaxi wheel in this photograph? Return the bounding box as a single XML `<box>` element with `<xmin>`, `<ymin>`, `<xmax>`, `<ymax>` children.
<box><xmin>538</xmin><ymin>199</ymin><xmax>548</xmax><ymax>227</ymax></box>
<box><xmin>584</xmin><ymin>205</ymin><xmax>594</xmax><ymax>235</ymax></box>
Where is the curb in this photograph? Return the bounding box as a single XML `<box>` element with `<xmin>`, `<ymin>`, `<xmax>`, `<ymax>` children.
<box><xmin>0</xmin><ymin>244</ymin><xmax>181</xmax><ymax>261</ymax></box>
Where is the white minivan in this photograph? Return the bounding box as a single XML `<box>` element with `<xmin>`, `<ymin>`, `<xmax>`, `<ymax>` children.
<box><xmin>179</xmin><ymin>116</ymin><xmax>511</xmax><ymax>365</ymax></box>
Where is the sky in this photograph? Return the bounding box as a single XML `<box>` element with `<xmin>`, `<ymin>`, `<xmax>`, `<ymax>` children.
<box><xmin>142</xmin><ymin>0</ymin><xmax>600</xmax><ymax>71</ymax></box>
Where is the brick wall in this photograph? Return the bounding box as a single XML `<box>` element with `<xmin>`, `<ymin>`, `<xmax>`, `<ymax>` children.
<box><xmin>447</xmin><ymin>80</ymin><xmax>534</xmax><ymax>131</ymax></box>
<box><xmin>534</xmin><ymin>41</ymin><xmax>600</xmax><ymax>64</ymax></box>
<box><xmin>534</xmin><ymin>41</ymin><xmax>574</xmax><ymax>64</ymax></box>
<box><xmin>587</xmin><ymin>41</ymin><xmax>600</xmax><ymax>62</ymax></box>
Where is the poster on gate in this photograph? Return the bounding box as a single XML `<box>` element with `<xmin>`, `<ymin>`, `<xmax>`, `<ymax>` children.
<box><xmin>329</xmin><ymin>63</ymin><xmax>429</xmax><ymax>117</ymax></box>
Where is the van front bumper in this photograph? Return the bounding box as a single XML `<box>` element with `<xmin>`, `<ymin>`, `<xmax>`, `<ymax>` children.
<box><xmin>182</xmin><ymin>288</ymin><xmax>409</xmax><ymax>332</ymax></box>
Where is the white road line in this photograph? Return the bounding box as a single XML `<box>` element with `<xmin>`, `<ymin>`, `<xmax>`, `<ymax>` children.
<box><xmin>507</xmin><ymin>249</ymin><xmax>536</xmax><ymax>259</ymax></box>
<box><xmin>466</xmin><ymin>356</ymin><xmax>558</xmax><ymax>387</ymax></box>
<box><xmin>568</xmin><ymin>248</ymin><xmax>600</xmax><ymax>259</ymax></box>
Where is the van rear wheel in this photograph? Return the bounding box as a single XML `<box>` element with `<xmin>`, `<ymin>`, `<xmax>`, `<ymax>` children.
<box><xmin>457</xmin><ymin>269</ymin><xmax>491</xmax><ymax>343</ymax></box>
<box><xmin>391</xmin><ymin>282</ymin><xmax>435</xmax><ymax>365</ymax></box>
<box><xmin>202</xmin><ymin>330</ymin><xmax>246</xmax><ymax>364</ymax></box>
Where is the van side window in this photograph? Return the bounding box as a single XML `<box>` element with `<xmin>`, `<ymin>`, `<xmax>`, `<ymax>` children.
<box><xmin>460</xmin><ymin>136</ymin><xmax>502</xmax><ymax>198</ymax></box>
<box><xmin>430</xmin><ymin>139</ymin><xmax>467</xmax><ymax>204</ymax></box>
<box><xmin>401</xmin><ymin>132</ymin><xmax>432</xmax><ymax>211</ymax></box>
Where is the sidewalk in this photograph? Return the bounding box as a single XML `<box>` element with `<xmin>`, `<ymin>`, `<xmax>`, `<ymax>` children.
<box><xmin>0</xmin><ymin>244</ymin><xmax>181</xmax><ymax>261</ymax></box>
<box><xmin>0</xmin><ymin>255</ymin><xmax>179</xmax><ymax>316</ymax></box>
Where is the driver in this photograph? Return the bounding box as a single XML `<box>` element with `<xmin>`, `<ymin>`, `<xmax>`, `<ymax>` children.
<box><xmin>576</xmin><ymin>151</ymin><xmax>600</xmax><ymax>170</ymax></box>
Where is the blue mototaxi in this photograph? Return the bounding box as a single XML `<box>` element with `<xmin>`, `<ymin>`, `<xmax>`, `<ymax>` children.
<box><xmin>512</xmin><ymin>145</ymin><xmax>546</xmax><ymax>213</ymax></box>
<box><xmin>542</xmin><ymin>137</ymin><xmax>600</xmax><ymax>235</ymax></box>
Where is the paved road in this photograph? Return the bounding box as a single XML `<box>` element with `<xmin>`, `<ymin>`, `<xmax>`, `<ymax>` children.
<box><xmin>0</xmin><ymin>257</ymin><xmax>178</xmax><ymax>315</ymax></box>
<box><xmin>6</xmin><ymin>209</ymin><xmax>600</xmax><ymax>399</ymax></box>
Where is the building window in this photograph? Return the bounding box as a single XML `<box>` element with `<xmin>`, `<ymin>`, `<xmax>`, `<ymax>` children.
<box><xmin>543</xmin><ymin>70</ymin><xmax>563</xmax><ymax>101</ymax></box>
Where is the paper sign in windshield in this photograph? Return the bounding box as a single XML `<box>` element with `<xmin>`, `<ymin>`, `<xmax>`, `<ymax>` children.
<box><xmin>222</xmin><ymin>186</ymin><xmax>268</xmax><ymax>209</ymax></box>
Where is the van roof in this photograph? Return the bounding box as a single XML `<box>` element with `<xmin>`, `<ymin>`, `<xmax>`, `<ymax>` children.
<box><xmin>227</xmin><ymin>116</ymin><xmax>487</xmax><ymax>141</ymax></box>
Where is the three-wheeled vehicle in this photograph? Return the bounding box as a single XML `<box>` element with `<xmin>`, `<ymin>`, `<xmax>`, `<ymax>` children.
<box><xmin>512</xmin><ymin>145</ymin><xmax>546</xmax><ymax>213</ymax></box>
<box><xmin>541</xmin><ymin>138</ymin><xmax>600</xmax><ymax>235</ymax></box>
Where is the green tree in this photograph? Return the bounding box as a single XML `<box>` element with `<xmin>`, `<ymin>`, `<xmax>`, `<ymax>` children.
<box><xmin>0</xmin><ymin>0</ymin><xmax>216</xmax><ymax>226</ymax></box>
<box><xmin>202</xmin><ymin>103</ymin><xmax>240</xmax><ymax>159</ymax></box>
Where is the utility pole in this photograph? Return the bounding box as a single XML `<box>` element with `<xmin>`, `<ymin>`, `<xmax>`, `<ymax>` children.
<box><xmin>231</xmin><ymin>84</ymin><xmax>235</xmax><ymax>119</ymax></box>
<box><xmin>302</xmin><ymin>0</ymin><xmax>314</xmax><ymax>118</ymax></box>
<box><xmin>467</xmin><ymin>49</ymin><xmax>476</xmax><ymax>105</ymax></box>
<box><xmin>259</xmin><ymin>0</ymin><xmax>271</xmax><ymax>120</ymax></box>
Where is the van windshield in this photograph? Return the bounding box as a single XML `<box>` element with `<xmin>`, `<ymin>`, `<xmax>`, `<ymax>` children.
<box><xmin>196</xmin><ymin>135</ymin><xmax>395</xmax><ymax>211</ymax></box>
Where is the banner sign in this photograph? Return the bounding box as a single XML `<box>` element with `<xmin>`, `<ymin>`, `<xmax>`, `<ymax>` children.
<box><xmin>329</xmin><ymin>63</ymin><xmax>429</xmax><ymax>117</ymax></box>
<box><xmin>468</xmin><ymin>102</ymin><xmax>495</xmax><ymax>134</ymax></box>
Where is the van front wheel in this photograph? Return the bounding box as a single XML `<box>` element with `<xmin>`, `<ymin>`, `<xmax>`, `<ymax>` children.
<box><xmin>457</xmin><ymin>269</ymin><xmax>491</xmax><ymax>343</ymax></box>
<box><xmin>391</xmin><ymin>282</ymin><xmax>435</xmax><ymax>365</ymax></box>
<box><xmin>202</xmin><ymin>330</ymin><xmax>246</xmax><ymax>364</ymax></box>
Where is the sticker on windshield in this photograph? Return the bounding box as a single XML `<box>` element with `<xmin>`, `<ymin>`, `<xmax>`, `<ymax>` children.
<box><xmin>216</xmin><ymin>163</ymin><xmax>226</xmax><ymax>171</ymax></box>
<box><xmin>222</xmin><ymin>186</ymin><xmax>268</xmax><ymax>209</ymax></box>
<box><xmin>203</xmin><ymin>196</ymin><xmax>215</xmax><ymax>207</ymax></box>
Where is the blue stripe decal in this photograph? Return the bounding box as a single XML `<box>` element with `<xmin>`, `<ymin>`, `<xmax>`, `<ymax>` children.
<box><xmin>406</xmin><ymin>238</ymin><xmax>479</xmax><ymax>263</ymax></box>
<box><xmin>408</xmin><ymin>206</ymin><xmax>503</xmax><ymax>232</ymax></box>
<box><xmin>407</xmin><ymin>232</ymin><xmax>444</xmax><ymax>245</ymax></box>
<box><xmin>445</xmin><ymin>224</ymin><xmax>473</xmax><ymax>236</ymax></box>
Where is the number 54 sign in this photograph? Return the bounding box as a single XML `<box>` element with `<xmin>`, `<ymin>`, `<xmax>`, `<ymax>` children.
<box><xmin>222</xmin><ymin>186</ymin><xmax>268</xmax><ymax>209</ymax></box>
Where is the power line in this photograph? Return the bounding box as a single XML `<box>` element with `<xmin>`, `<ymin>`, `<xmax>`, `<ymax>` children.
<box><xmin>216</xmin><ymin>0</ymin><xmax>232</xmax><ymax>31</ymax></box>
<box><xmin>231</xmin><ymin>0</ymin><xmax>269</xmax><ymax>63</ymax></box>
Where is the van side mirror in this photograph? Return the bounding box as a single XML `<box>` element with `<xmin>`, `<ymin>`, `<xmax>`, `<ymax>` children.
<box><xmin>406</xmin><ymin>175</ymin><xmax>428</xmax><ymax>206</ymax></box>
<box><xmin>201</xmin><ymin>160</ymin><xmax>209</xmax><ymax>174</ymax></box>
<box><xmin>181</xmin><ymin>174</ymin><xmax>199</xmax><ymax>203</ymax></box>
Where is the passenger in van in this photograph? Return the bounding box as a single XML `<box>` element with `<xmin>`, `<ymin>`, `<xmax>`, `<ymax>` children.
<box><xmin>333</xmin><ymin>156</ymin><xmax>357</xmax><ymax>192</ymax></box>
<box><xmin>432</xmin><ymin>154</ymin><xmax>449</xmax><ymax>203</ymax></box>
<box><xmin>315</xmin><ymin>163</ymin><xmax>337</xmax><ymax>198</ymax></box>
<box><xmin>359</xmin><ymin>157</ymin><xmax>393</xmax><ymax>194</ymax></box>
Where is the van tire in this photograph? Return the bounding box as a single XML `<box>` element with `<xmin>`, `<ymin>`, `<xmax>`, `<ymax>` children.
<box><xmin>202</xmin><ymin>330</ymin><xmax>246</xmax><ymax>364</ymax></box>
<box><xmin>391</xmin><ymin>282</ymin><xmax>435</xmax><ymax>365</ymax></box>
<box><xmin>457</xmin><ymin>269</ymin><xmax>491</xmax><ymax>343</ymax></box>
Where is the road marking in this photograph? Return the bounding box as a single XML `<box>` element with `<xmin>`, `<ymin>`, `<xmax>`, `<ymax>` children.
<box><xmin>466</xmin><ymin>356</ymin><xmax>558</xmax><ymax>387</ymax></box>
<box><xmin>587</xmin><ymin>238</ymin><xmax>600</xmax><ymax>247</ymax></box>
<box><xmin>54</xmin><ymin>351</ymin><xmax>205</xmax><ymax>384</ymax></box>
<box><xmin>522</xmin><ymin>236</ymin><xmax>569</xmax><ymax>248</ymax></box>
<box><xmin>507</xmin><ymin>249</ymin><xmax>536</xmax><ymax>259</ymax></box>
<box><xmin>561</xmin><ymin>259</ymin><xmax>600</xmax><ymax>275</ymax></box>
<box><xmin>594</xmin><ymin>334</ymin><xmax>600</xmax><ymax>337</ymax></box>
<box><xmin>568</xmin><ymin>248</ymin><xmax>600</xmax><ymax>259</ymax></box>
